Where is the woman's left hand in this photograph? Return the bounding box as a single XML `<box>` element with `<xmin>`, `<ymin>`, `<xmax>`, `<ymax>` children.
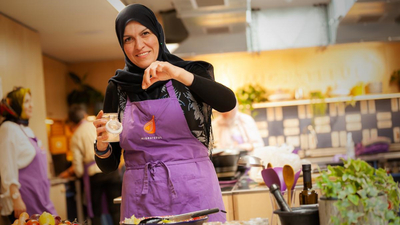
<box><xmin>142</xmin><ymin>61</ymin><xmax>193</xmax><ymax>89</ymax></box>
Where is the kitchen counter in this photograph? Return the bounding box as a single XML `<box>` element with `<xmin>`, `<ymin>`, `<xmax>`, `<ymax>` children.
<box><xmin>113</xmin><ymin>172</ymin><xmax>311</xmax><ymax>221</ymax></box>
<box><xmin>50</xmin><ymin>177</ymin><xmax>84</xmax><ymax>222</ymax></box>
<box><xmin>113</xmin><ymin>173</ymin><xmax>304</xmax><ymax>204</ymax></box>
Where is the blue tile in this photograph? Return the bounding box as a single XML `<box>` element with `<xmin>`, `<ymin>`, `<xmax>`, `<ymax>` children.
<box><xmin>331</xmin><ymin>116</ymin><xmax>346</xmax><ymax>131</ymax></box>
<box><xmin>282</xmin><ymin>106</ymin><xmax>298</xmax><ymax>119</ymax></box>
<box><xmin>377</xmin><ymin>128</ymin><xmax>394</xmax><ymax>142</ymax></box>
<box><xmin>375</xmin><ymin>99</ymin><xmax>391</xmax><ymax>112</ymax></box>
<box><xmin>349</xmin><ymin>130</ymin><xmax>362</xmax><ymax>144</ymax></box>
<box><xmin>268</xmin><ymin>121</ymin><xmax>284</xmax><ymax>136</ymax></box>
<box><xmin>345</xmin><ymin>101</ymin><xmax>361</xmax><ymax>114</ymax></box>
<box><xmin>393</xmin><ymin>112</ymin><xmax>400</xmax><ymax>127</ymax></box>
<box><xmin>252</xmin><ymin>108</ymin><xmax>267</xmax><ymax>122</ymax></box>
<box><xmin>316</xmin><ymin>133</ymin><xmax>332</xmax><ymax>148</ymax></box>
<box><xmin>361</xmin><ymin>114</ymin><xmax>378</xmax><ymax>129</ymax></box>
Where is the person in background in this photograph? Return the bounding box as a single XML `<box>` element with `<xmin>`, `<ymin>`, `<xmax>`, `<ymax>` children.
<box><xmin>92</xmin><ymin>4</ymin><xmax>236</xmax><ymax>223</ymax></box>
<box><xmin>59</xmin><ymin>104</ymin><xmax>121</xmax><ymax>225</ymax></box>
<box><xmin>212</xmin><ymin>102</ymin><xmax>264</xmax><ymax>151</ymax></box>
<box><xmin>0</xmin><ymin>87</ymin><xmax>56</xmax><ymax>222</ymax></box>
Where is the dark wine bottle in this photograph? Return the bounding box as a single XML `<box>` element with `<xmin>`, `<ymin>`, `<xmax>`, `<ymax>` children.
<box><xmin>299</xmin><ymin>164</ymin><xmax>318</xmax><ymax>205</ymax></box>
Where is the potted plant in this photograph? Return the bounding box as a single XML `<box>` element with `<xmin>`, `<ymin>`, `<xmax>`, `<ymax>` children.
<box><xmin>235</xmin><ymin>84</ymin><xmax>268</xmax><ymax>113</ymax></box>
<box><xmin>67</xmin><ymin>72</ymin><xmax>104</xmax><ymax>115</ymax></box>
<box><xmin>316</xmin><ymin>158</ymin><xmax>400</xmax><ymax>225</ymax></box>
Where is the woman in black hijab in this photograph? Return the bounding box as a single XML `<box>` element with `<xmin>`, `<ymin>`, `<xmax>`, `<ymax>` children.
<box><xmin>93</xmin><ymin>4</ymin><xmax>236</xmax><ymax>222</ymax></box>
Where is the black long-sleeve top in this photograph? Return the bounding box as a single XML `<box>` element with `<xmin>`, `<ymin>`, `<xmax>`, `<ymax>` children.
<box><xmin>95</xmin><ymin>65</ymin><xmax>236</xmax><ymax>173</ymax></box>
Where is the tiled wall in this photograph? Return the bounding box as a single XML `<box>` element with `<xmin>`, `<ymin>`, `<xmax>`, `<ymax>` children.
<box><xmin>252</xmin><ymin>97</ymin><xmax>400</xmax><ymax>149</ymax></box>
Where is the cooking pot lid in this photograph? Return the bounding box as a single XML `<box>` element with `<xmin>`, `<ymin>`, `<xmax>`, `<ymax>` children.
<box><xmin>212</xmin><ymin>148</ymin><xmax>240</xmax><ymax>155</ymax></box>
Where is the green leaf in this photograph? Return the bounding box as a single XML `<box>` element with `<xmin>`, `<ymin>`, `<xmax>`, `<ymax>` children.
<box><xmin>68</xmin><ymin>72</ymin><xmax>82</xmax><ymax>85</ymax></box>
<box><xmin>347</xmin><ymin>194</ymin><xmax>359</xmax><ymax>205</ymax></box>
<box><xmin>82</xmin><ymin>73</ymin><xmax>89</xmax><ymax>82</ymax></box>
<box><xmin>347</xmin><ymin>210</ymin><xmax>362</xmax><ymax>224</ymax></box>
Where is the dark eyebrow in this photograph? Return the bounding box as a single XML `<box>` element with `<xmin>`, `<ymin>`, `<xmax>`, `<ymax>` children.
<box><xmin>123</xmin><ymin>28</ymin><xmax>149</xmax><ymax>38</ymax></box>
<box><xmin>141</xmin><ymin>28</ymin><xmax>150</xmax><ymax>34</ymax></box>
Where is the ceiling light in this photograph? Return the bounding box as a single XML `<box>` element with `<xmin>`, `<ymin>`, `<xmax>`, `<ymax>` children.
<box><xmin>166</xmin><ymin>43</ymin><xmax>180</xmax><ymax>53</ymax></box>
<box><xmin>107</xmin><ymin>0</ymin><xmax>125</xmax><ymax>12</ymax></box>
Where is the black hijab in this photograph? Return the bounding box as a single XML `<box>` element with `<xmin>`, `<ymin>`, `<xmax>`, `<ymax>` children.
<box><xmin>110</xmin><ymin>4</ymin><xmax>214</xmax><ymax>100</ymax></box>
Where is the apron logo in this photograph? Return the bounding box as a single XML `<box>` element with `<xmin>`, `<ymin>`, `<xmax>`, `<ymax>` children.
<box><xmin>144</xmin><ymin>115</ymin><xmax>156</xmax><ymax>134</ymax></box>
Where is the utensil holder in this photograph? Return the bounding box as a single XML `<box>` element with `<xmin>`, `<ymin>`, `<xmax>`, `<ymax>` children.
<box><xmin>269</xmin><ymin>190</ymin><xmax>296</xmax><ymax>225</ymax></box>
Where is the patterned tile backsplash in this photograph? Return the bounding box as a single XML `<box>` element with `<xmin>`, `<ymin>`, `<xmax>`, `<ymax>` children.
<box><xmin>252</xmin><ymin>97</ymin><xmax>400</xmax><ymax>149</ymax></box>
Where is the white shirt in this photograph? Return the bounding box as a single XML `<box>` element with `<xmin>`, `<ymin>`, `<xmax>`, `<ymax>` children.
<box><xmin>70</xmin><ymin>120</ymin><xmax>102</xmax><ymax>178</ymax></box>
<box><xmin>0</xmin><ymin>121</ymin><xmax>37</xmax><ymax>215</ymax></box>
<box><xmin>212</xmin><ymin>109</ymin><xmax>264</xmax><ymax>151</ymax></box>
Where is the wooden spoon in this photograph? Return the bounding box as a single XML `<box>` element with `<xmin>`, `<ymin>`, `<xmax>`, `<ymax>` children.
<box><xmin>267</xmin><ymin>162</ymin><xmax>273</xmax><ymax>168</ymax></box>
<box><xmin>283</xmin><ymin>164</ymin><xmax>295</xmax><ymax>207</ymax></box>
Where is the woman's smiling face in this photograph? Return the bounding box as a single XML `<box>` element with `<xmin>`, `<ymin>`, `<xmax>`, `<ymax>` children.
<box><xmin>22</xmin><ymin>93</ymin><xmax>33</xmax><ymax>119</ymax></box>
<box><xmin>123</xmin><ymin>21</ymin><xmax>159</xmax><ymax>69</ymax></box>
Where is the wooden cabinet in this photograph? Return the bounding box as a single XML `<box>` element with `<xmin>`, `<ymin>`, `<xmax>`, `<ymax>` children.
<box><xmin>222</xmin><ymin>187</ymin><xmax>303</xmax><ymax>222</ymax></box>
<box><xmin>50</xmin><ymin>183</ymin><xmax>68</xmax><ymax>219</ymax></box>
<box><xmin>222</xmin><ymin>194</ymin><xmax>234</xmax><ymax>221</ymax></box>
<box><xmin>232</xmin><ymin>191</ymin><xmax>271</xmax><ymax>221</ymax></box>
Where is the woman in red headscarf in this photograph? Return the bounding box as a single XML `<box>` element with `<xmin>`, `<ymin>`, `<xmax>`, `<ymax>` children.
<box><xmin>0</xmin><ymin>87</ymin><xmax>56</xmax><ymax>223</ymax></box>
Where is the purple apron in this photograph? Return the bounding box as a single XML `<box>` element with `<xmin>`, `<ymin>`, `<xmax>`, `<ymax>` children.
<box><xmin>83</xmin><ymin>161</ymin><xmax>110</xmax><ymax>218</ymax></box>
<box><xmin>19</xmin><ymin>129</ymin><xmax>56</xmax><ymax>216</ymax></box>
<box><xmin>83</xmin><ymin>161</ymin><xmax>96</xmax><ymax>218</ymax></box>
<box><xmin>119</xmin><ymin>81</ymin><xmax>226</xmax><ymax>222</ymax></box>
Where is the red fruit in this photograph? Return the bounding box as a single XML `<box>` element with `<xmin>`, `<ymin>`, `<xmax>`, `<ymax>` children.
<box><xmin>54</xmin><ymin>215</ymin><xmax>61</xmax><ymax>225</ymax></box>
<box><xmin>26</xmin><ymin>220</ymin><xmax>40</xmax><ymax>225</ymax></box>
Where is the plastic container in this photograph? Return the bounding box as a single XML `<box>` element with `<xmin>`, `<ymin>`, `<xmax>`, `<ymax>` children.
<box><xmin>274</xmin><ymin>207</ymin><xmax>319</xmax><ymax>225</ymax></box>
<box><xmin>102</xmin><ymin>113</ymin><xmax>123</xmax><ymax>142</ymax></box>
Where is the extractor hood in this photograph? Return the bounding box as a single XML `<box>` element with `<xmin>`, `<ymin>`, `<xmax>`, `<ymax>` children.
<box><xmin>334</xmin><ymin>0</ymin><xmax>400</xmax><ymax>43</ymax></box>
<box><xmin>171</xmin><ymin>0</ymin><xmax>251</xmax><ymax>56</ymax></box>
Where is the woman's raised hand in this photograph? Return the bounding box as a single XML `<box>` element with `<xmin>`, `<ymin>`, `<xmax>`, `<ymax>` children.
<box><xmin>142</xmin><ymin>61</ymin><xmax>194</xmax><ymax>89</ymax></box>
<box><xmin>93</xmin><ymin>110</ymin><xmax>109</xmax><ymax>151</ymax></box>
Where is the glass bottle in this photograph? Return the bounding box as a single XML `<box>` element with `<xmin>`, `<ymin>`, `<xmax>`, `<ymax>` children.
<box><xmin>299</xmin><ymin>164</ymin><xmax>318</xmax><ymax>205</ymax></box>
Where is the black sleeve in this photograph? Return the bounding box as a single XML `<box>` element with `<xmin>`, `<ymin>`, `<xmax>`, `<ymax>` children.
<box><xmin>103</xmin><ymin>81</ymin><xmax>119</xmax><ymax>113</ymax></box>
<box><xmin>95</xmin><ymin>81</ymin><xmax>122</xmax><ymax>173</ymax></box>
<box><xmin>188</xmin><ymin>64</ymin><xmax>236</xmax><ymax>112</ymax></box>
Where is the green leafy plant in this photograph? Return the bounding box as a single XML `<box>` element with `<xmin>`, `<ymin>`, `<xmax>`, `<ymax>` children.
<box><xmin>67</xmin><ymin>72</ymin><xmax>104</xmax><ymax>114</ymax></box>
<box><xmin>309</xmin><ymin>91</ymin><xmax>327</xmax><ymax>116</ymax></box>
<box><xmin>390</xmin><ymin>69</ymin><xmax>400</xmax><ymax>90</ymax></box>
<box><xmin>235</xmin><ymin>84</ymin><xmax>268</xmax><ymax>112</ymax></box>
<box><xmin>316</xmin><ymin>158</ymin><xmax>400</xmax><ymax>225</ymax></box>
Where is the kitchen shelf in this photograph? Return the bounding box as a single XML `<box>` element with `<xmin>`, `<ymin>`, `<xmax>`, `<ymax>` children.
<box><xmin>252</xmin><ymin>93</ymin><xmax>400</xmax><ymax>108</ymax></box>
